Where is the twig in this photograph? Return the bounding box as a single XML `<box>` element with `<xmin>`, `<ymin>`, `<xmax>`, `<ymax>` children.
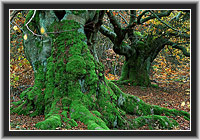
<box><xmin>10</xmin><ymin>10</ymin><xmax>25</xmax><ymax>33</ymax></box>
<box><xmin>25</xmin><ymin>10</ymin><xmax>36</xmax><ymax>26</ymax></box>
<box><xmin>25</xmin><ymin>10</ymin><xmax>43</xmax><ymax>37</ymax></box>
<box><xmin>11</xmin><ymin>20</ymin><xmax>25</xmax><ymax>33</ymax></box>
<box><xmin>10</xmin><ymin>10</ymin><xmax>23</xmax><ymax>22</ymax></box>
<box><xmin>118</xmin><ymin>12</ymin><xmax>129</xmax><ymax>25</ymax></box>
<box><xmin>149</xmin><ymin>10</ymin><xmax>186</xmax><ymax>34</ymax></box>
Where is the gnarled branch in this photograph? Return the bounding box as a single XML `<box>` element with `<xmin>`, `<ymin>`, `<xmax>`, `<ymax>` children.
<box><xmin>166</xmin><ymin>41</ymin><xmax>190</xmax><ymax>57</ymax></box>
<box><xmin>149</xmin><ymin>10</ymin><xmax>186</xmax><ymax>34</ymax></box>
<box><xmin>106</xmin><ymin>10</ymin><xmax>125</xmax><ymax>39</ymax></box>
<box><xmin>99</xmin><ymin>25</ymin><xmax>116</xmax><ymax>43</ymax></box>
<box><xmin>138</xmin><ymin>10</ymin><xmax>172</xmax><ymax>24</ymax></box>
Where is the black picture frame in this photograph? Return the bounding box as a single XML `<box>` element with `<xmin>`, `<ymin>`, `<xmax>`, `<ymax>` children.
<box><xmin>2</xmin><ymin>1</ymin><xmax>198</xmax><ymax>138</ymax></box>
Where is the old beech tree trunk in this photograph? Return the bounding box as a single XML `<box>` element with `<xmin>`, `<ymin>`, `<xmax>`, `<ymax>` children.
<box><xmin>118</xmin><ymin>36</ymin><xmax>169</xmax><ymax>86</ymax></box>
<box><xmin>11</xmin><ymin>10</ymin><xmax>189</xmax><ymax>130</ymax></box>
<box><xmin>100</xmin><ymin>10</ymin><xmax>175</xmax><ymax>87</ymax></box>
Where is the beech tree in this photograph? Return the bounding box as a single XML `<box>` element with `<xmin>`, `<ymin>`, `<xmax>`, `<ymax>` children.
<box><xmin>100</xmin><ymin>10</ymin><xmax>190</xmax><ymax>86</ymax></box>
<box><xmin>11</xmin><ymin>10</ymin><xmax>190</xmax><ymax>130</ymax></box>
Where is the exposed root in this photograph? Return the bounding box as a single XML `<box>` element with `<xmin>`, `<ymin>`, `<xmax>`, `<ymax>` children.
<box><xmin>36</xmin><ymin>114</ymin><xmax>62</xmax><ymax>130</ymax></box>
<box><xmin>132</xmin><ymin>115</ymin><xmax>179</xmax><ymax>129</ymax></box>
<box><xmin>69</xmin><ymin>100</ymin><xmax>109</xmax><ymax>130</ymax></box>
<box><xmin>109</xmin><ymin>81</ymin><xmax>190</xmax><ymax>129</ymax></box>
<box><xmin>11</xmin><ymin>86</ymin><xmax>45</xmax><ymax>117</ymax></box>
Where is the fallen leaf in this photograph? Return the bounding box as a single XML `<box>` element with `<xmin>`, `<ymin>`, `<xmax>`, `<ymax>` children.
<box><xmin>181</xmin><ymin>102</ymin><xmax>185</xmax><ymax>106</ymax></box>
<box><xmin>13</xmin><ymin>25</ymin><xmax>18</xmax><ymax>31</ymax></box>
<box><xmin>23</xmin><ymin>34</ymin><xmax>28</xmax><ymax>40</ymax></box>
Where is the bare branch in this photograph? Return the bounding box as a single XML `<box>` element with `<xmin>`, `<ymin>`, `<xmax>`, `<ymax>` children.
<box><xmin>25</xmin><ymin>10</ymin><xmax>36</xmax><ymax>26</ymax></box>
<box><xmin>107</xmin><ymin>11</ymin><xmax>121</xmax><ymax>29</ymax></box>
<box><xmin>169</xmin><ymin>11</ymin><xmax>182</xmax><ymax>23</ymax></box>
<box><xmin>10</xmin><ymin>20</ymin><xmax>25</xmax><ymax>33</ymax></box>
<box><xmin>129</xmin><ymin>10</ymin><xmax>136</xmax><ymax>25</ymax></box>
<box><xmin>10</xmin><ymin>10</ymin><xmax>25</xmax><ymax>33</ymax></box>
<box><xmin>99</xmin><ymin>25</ymin><xmax>116</xmax><ymax>43</ymax></box>
<box><xmin>25</xmin><ymin>10</ymin><xmax>43</xmax><ymax>37</ymax></box>
<box><xmin>149</xmin><ymin>10</ymin><xmax>183</xmax><ymax>33</ymax></box>
<box><xmin>137</xmin><ymin>10</ymin><xmax>149</xmax><ymax>24</ymax></box>
<box><xmin>118</xmin><ymin>12</ymin><xmax>128</xmax><ymax>25</ymax></box>
<box><xmin>123</xmin><ymin>10</ymin><xmax>137</xmax><ymax>34</ymax></box>
<box><xmin>167</xmin><ymin>32</ymin><xmax>190</xmax><ymax>39</ymax></box>
<box><xmin>10</xmin><ymin>10</ymin><xmax>23</xmax><ymax>22</ymax></box>
<box><xmin>106</xmin><ymin>10</ymin><xmax>123</xmax><ymax>38</ymax></box>
<box><xmin>166</xmin><ymin>41</ymin><xmax>190</xmax><ymax>57</ymax></box>
<box><xmin>139</xmin><ymin>10</ymin><xmax>172</xmax><ymax>24</ymax></box>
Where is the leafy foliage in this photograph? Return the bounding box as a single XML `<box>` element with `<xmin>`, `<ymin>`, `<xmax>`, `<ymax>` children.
<box><xmin>10</xmin><ymin>11</ymin><xmax>34</xmax><ymax>90</ymax></box>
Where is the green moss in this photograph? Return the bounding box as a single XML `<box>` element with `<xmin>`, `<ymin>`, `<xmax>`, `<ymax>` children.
<box><xmin>99</xmin><ymin>73</ymin><xmax>103</xmax><ymax>77</ymax></box>
<box><xmin>62</xmin><ymin>97</ymin><xmax>72</xmax><ymax>107</ymax></box>
<box><xmin>95</xmin><ymin>82</ymin><xmax>126</xmax><ymax>128</ymax></box>
<box><xmin>45</xmin><ymin>99</ymin><xmax>60</xmax><ymax>118</ymax></box>
<box><xmin>11</xmin><ymin>100</ymin><xmax>28</xmax><ymax>114</ymax></box>
<box><xmin>72</xmin><ymin>10</ymin><xmax>86</xmax><ymax>15</ymax></box>
<box><xmin>151</xmin><ymin>84</ymin><xmax>159</xmax><ymax>88</ymax></box>
<box><xmin>109</xmin><ymin>80</ymin><xmax>190</xmax><ymax>124</ymax></box>
<box><xmin>36</xmin><ymin>114</ymin><xmax>61</xmax><ymax>130</ymax></box>
<box><xmin>11</xmin><ymin>100</ymin><xmax>22</xmax><ymax>106</ymax></box>
<box><xmin>24</xmin><ymin>10</ymin><xmax>40</xmax><ymax>33</ymax></box>
<box><xmin>70</xmin><ymin>101</ymin><xmax>109</xmax><ymax>130</ymax></box>
<box><xmin>132</xmin><ymin>115</ymin><xmax>179</xmax><ymax>129</ymax></box>
<box><xmin>24</xmin><ymin>10</ymin><xmax>34</xmax><ymax>25</ymax></box>
<box><xmin>184</xmin><ymin>116</ymin><xmax>190</xmax><ymax>121</ymax></box>
<box><xmin>108</xmin><ymin>81</ymin><xmax>123</xmax><ymax>97</ymax></box>
<box><xmin>61</xmin><ymin>111</ymin><xmax>78</xmax><ymax>128</ymax></box>
<box><xmin>66</xmin><ymin>55</ymin><xmax>86</xmax><ymax>78</ymax></box>
<box><xmin>19</xmin><ymin>87</ymin><xmax>33</xmax><ymax>99</ymax></box>
<box><xmin>119</xmin><ymin>62</ymin><xmax>129</xmax><ymax>81</ymax></box>
<box><xmin>11</xmin><ymin>70</ymin><xmax>45</xmax><ymax>116</ymax></box>
<box><xmin>87</xmin><ymin>121</ymin><xmax>104</xmax><ymax>130</ymax></box>
<box><xmin>12</xmin><ymin>11</ymin><xmax>191</xmax><ymax>130</ymax></box>
<box><xmin>91</xmin><ymin>111</ymin><xmax>102</xmax><ymax>117</ymax></box>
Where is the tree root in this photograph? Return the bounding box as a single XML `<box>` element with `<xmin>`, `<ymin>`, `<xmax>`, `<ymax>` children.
<box><xmin>69</xmin><ymin>100</ymin><xmax>109</xmax><ymax>130</ymax></box>
<box><xmin>132</xmin><ymin>115</ymin><xmax>179</xmax><ymax>129</ymax></box>
<box><xmin>11</xmin><ymin>79</ymin><xmax>189</xmax><ymax>130</ymax></box>
<box><xmin>10</xmin><ymin>86</ymin><xmax>44</xmax><ymax>117</ymax></box>
<box><xmin>109</xmin><ymin>81</ymin><xmax>190</xmax><ymax>129</ymax></box>
<box><xmin>36</xmin><ymin>114</ymin><xmax>62</xmax><ymax>130</ymax></box>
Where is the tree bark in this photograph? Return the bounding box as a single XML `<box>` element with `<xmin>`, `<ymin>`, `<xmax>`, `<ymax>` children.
<box><xmin>100</xmin><ymin>10</ymin><xmax>189</xmax><ymax>87</ymax></box>
<box><xmin>119</xmin><ymin>56</ymin><xmax>151</xmax><ymax>86</ymax></box>
<box><xmin>11</xmin><ymin>10</ymin><xmax>190</xmax><ymax>130</ymax></box>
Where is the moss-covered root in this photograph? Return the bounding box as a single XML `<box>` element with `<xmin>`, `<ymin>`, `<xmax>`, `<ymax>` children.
<box><xmin>35</xmin><ymin>97</ymin><xmax>64</xmax><ymax>130</ymax></box>
<box><xmin>69</xmin><ymin>100</ymin><xmax>110</xmax><ymax>130</ymax></box>
<box><xmin>132</xmin><ymin>115</ymin><xmax>179</xmax><ymax>130</ymax></box>
<box><xmin>10</xmin><ymin>86</ymin><xmax>44</xmax><ymax>117</ymax></box>
<box><xmin>11</xmin><ymin>64</ymin><xmax>46</xmax><ymax>117</ymax></box>
<box><xmin>36</xmin><ymin>114</ymin><xmax>62</xmax><ymax>130</ymax></box>
<box><xmin>108</xmin><ymin>81</ymin><xmax>190</xmax><ymax>120</ymax></box>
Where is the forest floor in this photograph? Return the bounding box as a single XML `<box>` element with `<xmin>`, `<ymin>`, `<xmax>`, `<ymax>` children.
<box><xmin>10</xmin><ymin>79</ymin><xmax>190</xmax><ymax>130</ymax></box>
<box><xmin>118</xmin><ymin>81</ymin><xmax>190</xmax><ymax>130</ymax></box>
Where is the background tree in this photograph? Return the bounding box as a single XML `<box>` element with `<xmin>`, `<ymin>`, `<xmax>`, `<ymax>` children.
<box><xmin>100</xmin><ymin>10</ymin><xmax>190</xmax><ymax>86</ymax></box>
<box><xmin>10</xmin><ymin>10</ymin><xmax>190</xmax><ymax>130</ymax></box>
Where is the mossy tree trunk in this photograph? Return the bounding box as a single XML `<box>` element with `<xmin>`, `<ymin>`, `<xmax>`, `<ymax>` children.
<box><xmin>100</xmin><ymin>27</ymin><xmax>167</xmax><ymax>86</ymax></box>
<box><xmin>11</xmin><ymin>10</ymin><xmax>189</xmax><ymax>130</ymax></box>
<box><xmin>100</xmin><ymin>10</ymin><xmax>190</xmax><ymax>87</ymax></box>
<box><xmin>118</xmin><ymin>36</ymin><xmax>168</xmax><ymax>86</ymax></box>
<box><xmin>119</xmin><ymin>56</ymin><xmax>151</xmax><ymax>86</ymax></box>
